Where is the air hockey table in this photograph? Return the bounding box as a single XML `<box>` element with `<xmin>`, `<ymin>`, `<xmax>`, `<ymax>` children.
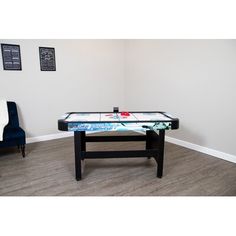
<box><xmin>58</xmin><ymin>111</ymin><xmax>179</xmax><ymax>181</ymax></box>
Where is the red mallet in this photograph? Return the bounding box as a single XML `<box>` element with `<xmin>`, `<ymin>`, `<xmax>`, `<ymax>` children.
<box><xmin>121</xmin><ymin>112</ymin><xmax>130</xmax><ymax>116</ymax></box>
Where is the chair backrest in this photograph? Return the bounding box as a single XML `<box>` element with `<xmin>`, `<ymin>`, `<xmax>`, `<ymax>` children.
<box><xmin>6</xmin><ymin>102</ymin><xmax>20</xmax><ymax>128</ymax></box>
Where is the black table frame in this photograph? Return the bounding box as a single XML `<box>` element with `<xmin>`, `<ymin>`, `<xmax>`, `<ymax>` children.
<box><xmin>74</xmin><ymin>130</ymin><xmax>165</xmax><ymax>181</ymax></box>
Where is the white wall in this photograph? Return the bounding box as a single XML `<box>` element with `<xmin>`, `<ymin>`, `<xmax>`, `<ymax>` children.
<box><xmin>1</xmin><ymin>39</ymin><xmax>235</xmax><ymax>157</ymax></box>
<box><xmin>0</xmin><ymin>40</ymin><xmax>125</xmax><ymax>137</ymax></box>
<box><xmin>125</xmin><ymin>40</ymin><xmax>236</xmax><ymax>156</ymax></box>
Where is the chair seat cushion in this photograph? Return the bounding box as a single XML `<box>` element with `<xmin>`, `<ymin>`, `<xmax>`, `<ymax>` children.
<box><xmin>3</xmin><ymin>127</ymin><xmax>25</xmax><ymax>141</ymax></box>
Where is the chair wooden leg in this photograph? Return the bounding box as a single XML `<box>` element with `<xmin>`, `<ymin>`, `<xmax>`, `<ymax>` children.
<box><xmin>20</xmin><ymin>145</ymin><xmax>25</xmax><ymax>158</ymax></box>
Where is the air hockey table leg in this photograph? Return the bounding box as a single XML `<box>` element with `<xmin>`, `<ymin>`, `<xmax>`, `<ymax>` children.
<box><xmin>74</xmin><ymin>131</ymin><xmax>85</xmax><ymax>181</ymax></box>
<box><xmin>157</xmin><ymin>130</ymin><xmax>165</xmax><ymax>178</ymax></box>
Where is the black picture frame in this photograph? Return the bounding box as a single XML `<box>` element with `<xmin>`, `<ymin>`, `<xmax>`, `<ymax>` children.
<box><xmin>39</xmin><ymin>47</ymin><xmax>56</xmax><ymax>71</ymax></box>
<box><xmin>1</xmin><ymin>44</ymin><xmax>22</xmax><ymax>70</ymax></box>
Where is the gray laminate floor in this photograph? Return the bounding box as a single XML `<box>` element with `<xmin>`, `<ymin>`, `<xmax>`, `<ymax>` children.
<box><xmin>0</xmin><ymin>133</ymin><xmax>236</xmax><ymax>196</ymax></box>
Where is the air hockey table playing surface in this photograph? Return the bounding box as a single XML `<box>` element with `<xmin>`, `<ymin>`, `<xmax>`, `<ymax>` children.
<box><xmin>58</xmin><ymin>111</ymin><xmax>179</xmax><ymax>132</ymax></box>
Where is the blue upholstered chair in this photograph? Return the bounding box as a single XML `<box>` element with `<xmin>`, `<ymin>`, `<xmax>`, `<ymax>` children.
<box><xmin>0</xmin><ymin>102</ymin><xmax>26</xmax><ymax>157</ymax></box>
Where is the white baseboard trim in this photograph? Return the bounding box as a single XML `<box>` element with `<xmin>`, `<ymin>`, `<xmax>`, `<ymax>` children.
<box><xmin>26</xmin><ymin>131</ymin><xmax>100</xmax><ymax>144</ymax></box>
<box><xmin>135</xmin><ymin>130</ymin><xmax>236</xmax><ymax>164</ymax></box>
<box><xmin>26</xmin><ymin>132</ymin><xmax>74</xmax><ymax>144</ymax></box>
<box><xmin>165</xmin><ymin>136</ymin><xmax>236</xmax><ymax>164</ymax></box>
<box><xmin>26</xmin><ymin>131</ymin><xmax>236</xmax><ymax>164</ymax></box>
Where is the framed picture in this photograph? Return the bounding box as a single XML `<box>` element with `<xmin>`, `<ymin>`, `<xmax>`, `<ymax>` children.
<box><xmin>1</xmin><ymin>44</ymin><xmax>22</xmax><ymax>70</ymax></box>
<box><xmin>39</xmin><ymin>47</ymin><xmax>56</xmax><ymax>71</ymax></box>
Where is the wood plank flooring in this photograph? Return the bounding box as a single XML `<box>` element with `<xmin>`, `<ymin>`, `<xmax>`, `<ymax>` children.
<box><xmin>0</xmin><ymin>132</ymin><xmax>236</xmax><ymax>196</ymax></box>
